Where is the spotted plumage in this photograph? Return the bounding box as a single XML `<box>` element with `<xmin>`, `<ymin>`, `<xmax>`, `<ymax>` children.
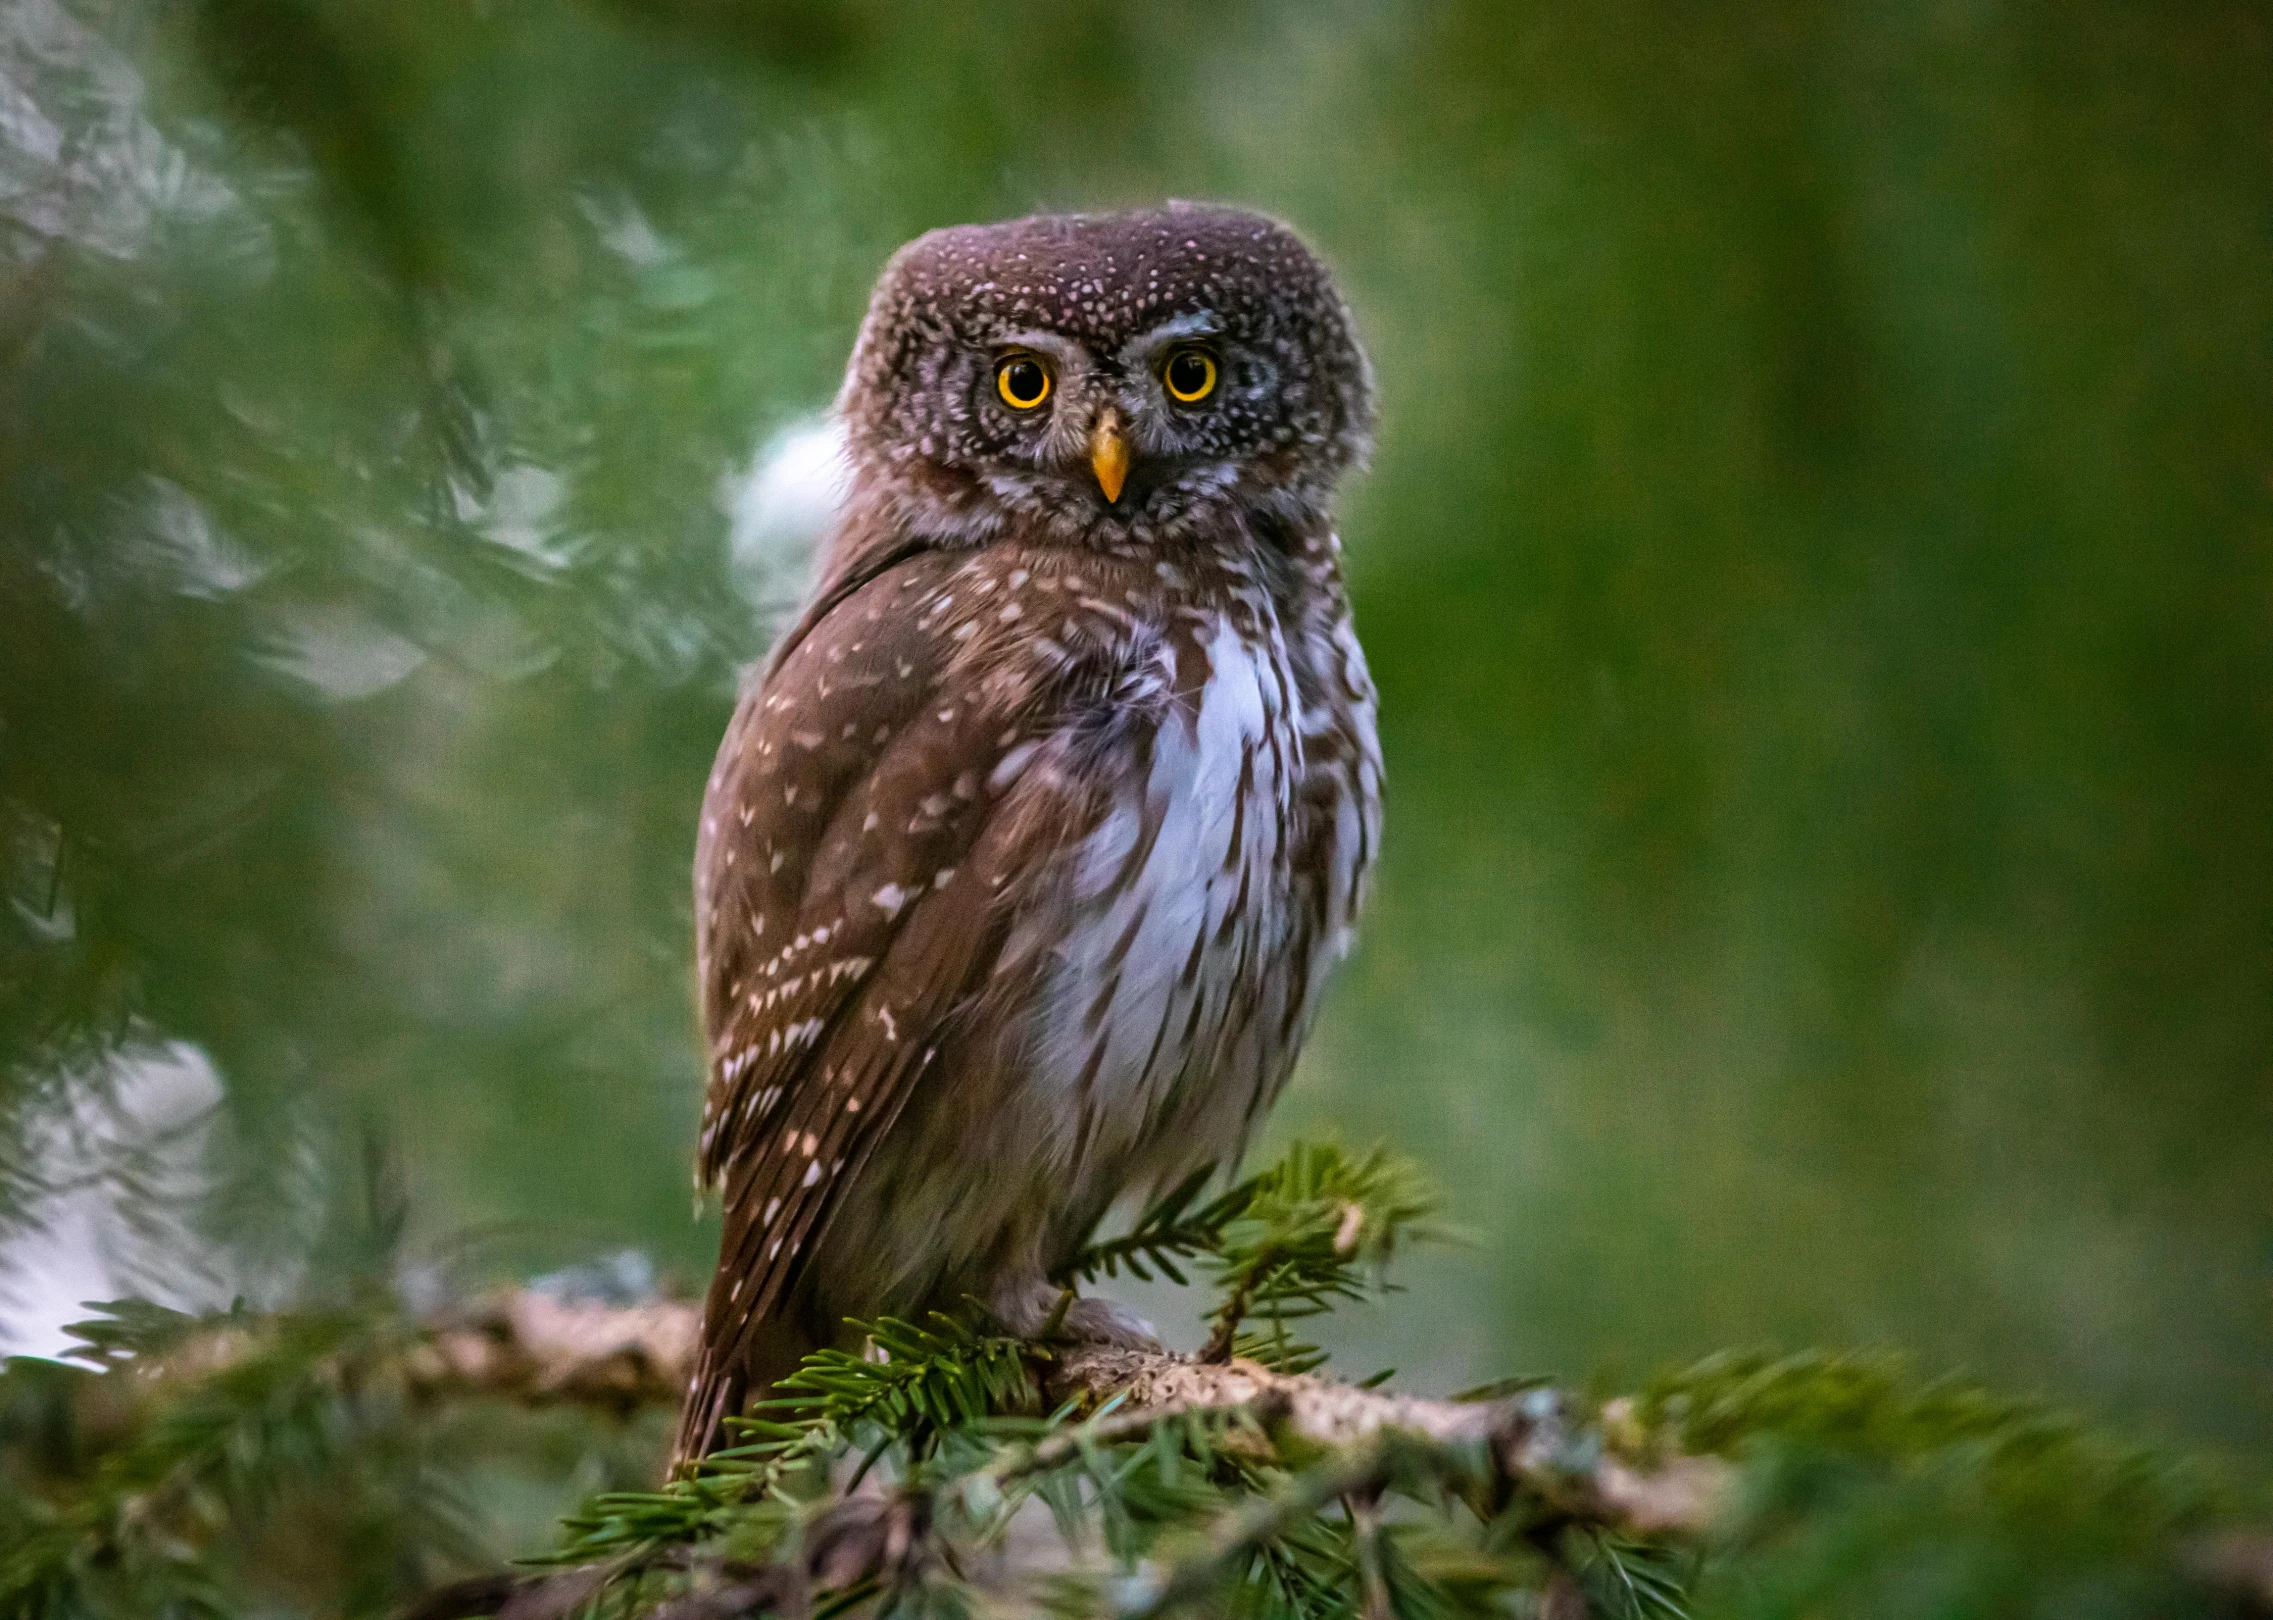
<box><xmin>677</xmin><ymin>204</ymin><xmax>1380</xmax><ymax>1465</ymax></box>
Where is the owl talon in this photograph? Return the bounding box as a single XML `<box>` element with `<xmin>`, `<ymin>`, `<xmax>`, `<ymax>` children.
<box><xmin>991</xmin><ymin>1278</ymin><xmax>1160</xmax><ymax>1350</ymax></box>
<box><xmin>1052</xmin><ymin>1295</ymin><xmax>1162</xmax><ymax>1351</ymax></box>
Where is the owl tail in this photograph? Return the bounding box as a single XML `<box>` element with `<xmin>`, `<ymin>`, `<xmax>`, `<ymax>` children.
<box><xmin>668</xmin><ymin>1346</ymin><xmax>743</xmax><ymax>1475</ymax></box>
<box><xmin>668</xmin><ymin>1313</ymin><xmax>821</xmax><ymax>1476</ymax></box>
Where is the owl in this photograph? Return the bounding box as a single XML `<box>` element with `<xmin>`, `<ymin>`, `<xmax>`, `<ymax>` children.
<box><xmin>677</xmin><ymin>203</ymin><xmax>1380</xmax><ymax>1464</ymax></box>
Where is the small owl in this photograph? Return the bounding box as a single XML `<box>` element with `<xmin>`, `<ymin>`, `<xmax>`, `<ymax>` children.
<box><xmin>678</xmin><ymin>203</ymin><xmax>1380</xmax><ymax>1463</ymax></box>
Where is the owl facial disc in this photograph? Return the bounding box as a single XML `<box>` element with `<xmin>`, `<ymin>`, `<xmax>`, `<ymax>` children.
<box><xmin>839</xmin><ymin>204</ymin><xmax>1375</xmax><ymax>549</ymax></box>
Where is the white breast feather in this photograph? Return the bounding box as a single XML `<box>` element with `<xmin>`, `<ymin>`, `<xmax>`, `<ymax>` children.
<box><xmin>1033</xmin><ymin>615</ymin><xmax>1293</xmax><ymax>1162</ymax></box>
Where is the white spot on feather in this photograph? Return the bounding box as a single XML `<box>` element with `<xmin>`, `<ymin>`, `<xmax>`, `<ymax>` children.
<box><xmin>988</xmin><ymin>740</ymin><xmax>1042</xmax><ymax>793</ymax></box>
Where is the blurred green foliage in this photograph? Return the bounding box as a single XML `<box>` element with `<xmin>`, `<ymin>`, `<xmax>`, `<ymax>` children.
<box><xmin>1</xmin><ymin>0</ymin><xmax>2267</xmax><ymax>1504</ymax></box>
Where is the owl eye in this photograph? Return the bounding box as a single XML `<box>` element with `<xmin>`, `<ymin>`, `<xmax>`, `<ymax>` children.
<box><xmin>1162</xmin><ymin>346</ymin><xmax>1218</xmax><ymax>404</ymax></box>
<box><xmin>995</xmin><ymin>354</ymin><xmax>1052</xmax><ymax>410</ymax></box>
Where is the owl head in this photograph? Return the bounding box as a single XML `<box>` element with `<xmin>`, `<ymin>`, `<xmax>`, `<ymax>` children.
<box><xmin>836</xmin><ymin>203</ymin><xmax>1374</xmax><ymax>553</ymax></box>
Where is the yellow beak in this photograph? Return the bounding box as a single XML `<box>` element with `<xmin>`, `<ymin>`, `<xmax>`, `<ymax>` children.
<box><xmin>1089</xmin><ymin>413</ymin><xmax>1130</xmax><ymax>504</ymax></box>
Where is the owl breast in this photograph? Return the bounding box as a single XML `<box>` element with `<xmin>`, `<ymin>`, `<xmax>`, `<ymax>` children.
<box><xmin>1016</xmin><ymin>603</ymin><xmax>1304</xmax><ymax>1188</ymax></box>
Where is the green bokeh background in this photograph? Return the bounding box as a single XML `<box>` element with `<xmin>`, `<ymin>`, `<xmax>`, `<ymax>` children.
<box><xmin>3</xmin><ymin>0</ymin><xmax>2267</xmax><ymax>1468</ymax></box>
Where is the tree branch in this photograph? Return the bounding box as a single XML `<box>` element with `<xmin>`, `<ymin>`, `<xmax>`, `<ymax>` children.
<box><xmin>387</xmin><ymin>1292</ymin><xmax>1728</xmax><ymax>1539</ymax></box>
<box><xmin>1046</xmin><ymin>1345</ymin><xmax>1729</xmax><ymax>1537</ymax></box>
<box><xmin>401</xmin><ymin>1290</ymin><xmax>700</xmax><ymax>1413</ymax></box>
<box><xmin>378</xmin><ymin>1293</ymin><xmax>2273</xmax><ymax>1620</ymax></box>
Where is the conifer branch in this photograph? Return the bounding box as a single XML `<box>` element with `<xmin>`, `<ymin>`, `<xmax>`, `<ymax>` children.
<box><xmin>12</xmin><ymin>1141</ymin><xmax>2260</xmax><ymax>1620</ymax></box>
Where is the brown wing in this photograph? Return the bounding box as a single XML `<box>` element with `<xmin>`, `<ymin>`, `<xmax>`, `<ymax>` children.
<box><xmin>675</xmin><ymin>544</ymin><xmax>1161</xmax><ymax>1462</ymax></box>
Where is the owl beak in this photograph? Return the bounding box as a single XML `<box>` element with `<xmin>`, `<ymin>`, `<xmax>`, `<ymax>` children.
<box><xmin>1089</xmin><ymin>413</ymin><xmax>1131</xmax><ymax>504</ymax></box>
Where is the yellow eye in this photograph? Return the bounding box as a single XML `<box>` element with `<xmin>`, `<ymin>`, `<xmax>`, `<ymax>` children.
<box><xmin>1163</xmin><ymin>347</ymin><xmax>1218</xmax><ymax>403</ymax></box>
<box><xmin>996</xmin><ymin>354</ymin><xmax>1051</xmax><ymax>410</ymax></box>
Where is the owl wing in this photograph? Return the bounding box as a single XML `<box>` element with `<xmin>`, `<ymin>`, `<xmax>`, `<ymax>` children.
<box><xmin>678</xmin><ymin>546</ymin><xmax>1162</xmax><ymax>1460</ymax></box>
